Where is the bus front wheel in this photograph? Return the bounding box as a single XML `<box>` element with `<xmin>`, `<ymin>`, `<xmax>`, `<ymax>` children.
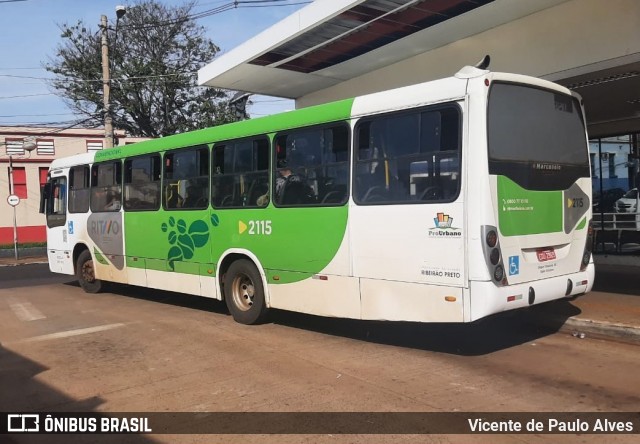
<box><xmin>224</xmin><ymin>259</ymin><xmax>268</xmax><ymax>325</ymax></box>
<box><xmin>76</xmin><ymin>250</ymin><xmax>103</xmax><ymax>293</ymax></box>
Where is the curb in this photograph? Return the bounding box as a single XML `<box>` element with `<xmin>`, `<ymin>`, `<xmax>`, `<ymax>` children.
<box><xmin>559</xmin><ymin>317</ymin><xmax>640</xmax><ymax>344</ymax></box>
<box><xmin>533</xmin><ymin>314</ymin><xmax>640</xmax><ymax>344</ymax></box>
<box><xmin>0</xmin><ymin>260</ymin><xmax>49</xmax><ymax>267</ymax></box>
<box><xmin>0</xmin><ymin>247</ymin><xmax>47</xmax><ymax>259</ymax></box>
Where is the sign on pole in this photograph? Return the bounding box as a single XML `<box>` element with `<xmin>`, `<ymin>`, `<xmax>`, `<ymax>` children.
<box><xmin>7</xmin><ymin>194</ymin><xmax>20</xmax><ymax>207</ymax></box>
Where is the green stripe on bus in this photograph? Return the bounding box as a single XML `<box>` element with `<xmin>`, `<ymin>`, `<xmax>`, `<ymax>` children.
<box><xmin>497</xmin><ymin>176</ymin><xmax>563</xmax><ymax>236</ymax></box>
<box><xmin>123</xmin><ymin>205</ymin><xmax>349</xmax><ymax>284</ymax></box>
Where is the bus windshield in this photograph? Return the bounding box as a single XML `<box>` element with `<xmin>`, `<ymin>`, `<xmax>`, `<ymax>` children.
<box><xmin>487</xmin><ymin>82</ymin><xmax>590</xmax><ymax>189</ymax></box>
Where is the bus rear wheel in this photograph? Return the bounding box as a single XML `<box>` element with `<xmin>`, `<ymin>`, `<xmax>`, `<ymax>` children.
<box><xmin>224</xmin><ymin>259</ymin><xmax>268</xmax><ymax>325</ymax></box>
<box><xmin>76</xmin><ymin>250</ymin><xmax>102</xmax><ymax>293</ymax></box>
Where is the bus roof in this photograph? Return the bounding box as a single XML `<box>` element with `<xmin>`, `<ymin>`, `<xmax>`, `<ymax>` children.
<box><xmin>94</xmin><ymin>97</ymin><xmax>354</xmax><ymax>162</ymax></box>
<box><xmin>56</xmin><ymin>67</ymin><xmax>572</xmax><ymax>166</ymax></box>
<box><xmin>49</xmin><ymin>151</ymin><xmax>96</xmax><ymax>170</ymax></box>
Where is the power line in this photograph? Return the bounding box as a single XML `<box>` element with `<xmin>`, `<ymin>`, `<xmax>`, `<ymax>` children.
<box><xmin>0</xmin><ymin>115</ymin><xmax>100</xmax><ymax>130</ymax></box>
<box><xmin>0</xmin><ymin>92</ymin><xmax>55</xmax><ymax>100</ymax></box>
<box><xmin>0</xmin><ymin>67</ymin><xmax>44</xmax><ymax>70</ymax></box>
<box><xmin>1</xmin><ymin>0</ymin><xmax>308</xmax><ymax>126</ymax></box>
<box><xmin>119</xmin><ymin>0</ymin><xmax>310</xmax><ymax>31</ymax></box>
<box><xmin>0</xmin><ymin>72</ymin><xmax>196</xmax><ymax>82</ymax></box>
<box><xmin>0</xmin><ymin>112</ymin><xmax>78</xmax><ymax>118</ymax></box>
<box><xmin>0</xmin><ymin>74</ymin><xmax>55</xmax><ymax>80</ymax></box>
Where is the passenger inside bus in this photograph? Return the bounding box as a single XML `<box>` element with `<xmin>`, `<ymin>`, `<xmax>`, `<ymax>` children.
<box><xmin>183</xmin><ymin>185</ymin><xmax>206</xmax><ymax>208</ymax></box>
<box><xmin>104</xmin><ymin>190</ymin><xmax>121</xmax><ymax>211</ymax></box>
<box><xmin>275</xmin><ymin>160</ymin><xmax>298</xmax><ymax>199</ymax></box>
<box><xmin>275</xmin><ymin>159</ymin><xmax>310</xmax><ymax>205</ymax></box>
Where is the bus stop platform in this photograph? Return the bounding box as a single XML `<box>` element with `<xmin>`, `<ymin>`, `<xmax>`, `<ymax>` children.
<box><xmin>529</xmin><ymin>262</ymin><xmax>640</xmax><ymax>344</ymax></box>
<box><xmin>0</xmin><ymin>255</ymin><xmax>638</xmax><ymax>344</ymax></box>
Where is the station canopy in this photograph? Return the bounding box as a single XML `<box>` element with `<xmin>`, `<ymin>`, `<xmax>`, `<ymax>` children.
<box><xmin>198</xmin><ymin>0</ymin><xmax>565</xmax><ymax>98</ymax></box>
<box><xmin>198</xmin><ymin>0</ymin><xmax>640</xmax><ymax>137</ymax></box>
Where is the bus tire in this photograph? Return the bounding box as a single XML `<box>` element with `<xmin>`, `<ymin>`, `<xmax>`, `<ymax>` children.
<box><xmin>76</xmin><ymin>250</ymin><xmax>103</xmax><ymax>293</ymax></box>
<box><xmin>224</xmin><ymin>259</ymin><xmax>268</xmax><ymax>325</ymax></box>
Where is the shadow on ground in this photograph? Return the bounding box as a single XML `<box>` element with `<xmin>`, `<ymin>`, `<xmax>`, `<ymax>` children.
<box><xmin>0</xmin><ymin>346</ymin><xmax>156</xmax><ymax>444</ymax></box>
<box><xmin>102</xmin><ymin>282</ymin><xmax>581</xmax><ymax>356</ymax></box>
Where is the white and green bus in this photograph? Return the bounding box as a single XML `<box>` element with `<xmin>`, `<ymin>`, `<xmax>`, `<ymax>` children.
<box><xmin>41</xmin><ymin>64</ymin><xmax>594</xmax><ymax>325</ymax></box>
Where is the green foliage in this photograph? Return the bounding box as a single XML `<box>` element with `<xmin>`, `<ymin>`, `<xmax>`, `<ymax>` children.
<box><xmin>44</xmin><ymin>0</ymin><xmax>247</xmax><ymax>137</ymax></box>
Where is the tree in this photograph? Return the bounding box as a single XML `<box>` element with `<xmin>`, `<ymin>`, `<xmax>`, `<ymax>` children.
<box><xmin>45</xmin><ymin>0</ymin><xmax>246</xmax><ymax>138</ymax></box>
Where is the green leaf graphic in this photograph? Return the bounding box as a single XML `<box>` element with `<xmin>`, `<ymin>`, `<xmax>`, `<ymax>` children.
<box><xmin>177</xmin><ymin>234</ymin><xmax>195</xmax><ymax>259</ymax></box>
<box><xmin>189</xmin><ymin>220</ymin><xmax>210</xmax><ymax>248</ymax></box>
<box><xmin>167</xmin><ymin>246</ymin><xmax>183</xmax><ymax>271</ymax></box>
<box><xmin>177</xmin><ymin>219</ymin><xmax>187</xmax><ymax>234</ymax></box>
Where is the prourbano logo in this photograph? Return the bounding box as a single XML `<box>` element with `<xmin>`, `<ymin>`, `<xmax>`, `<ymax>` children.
<box><xmin>429</xmin><ymin>212</ymin><xmax>462</xmax><ymax>237</ymax></box>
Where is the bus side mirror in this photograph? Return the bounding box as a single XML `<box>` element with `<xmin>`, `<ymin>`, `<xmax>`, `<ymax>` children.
<box><xmin>39</xmin><ymin>183</ymin><xmax>51</xmax><ymax>214</ymax></box>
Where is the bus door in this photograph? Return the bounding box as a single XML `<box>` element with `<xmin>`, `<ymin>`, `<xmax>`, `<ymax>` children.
<box><xmin>350</xmin><ymin>103</ymin><xmax>466</xmax><ymax>322</ymax></box>
<box><xmin>87</xmin><ymin>161</ymin><xmax>128</xmax><ymax>284</ymax></box>
<box><xmin>41</xmin><ymin>169</ymin><xmax>73</xmax><ymax>274</ymax></box>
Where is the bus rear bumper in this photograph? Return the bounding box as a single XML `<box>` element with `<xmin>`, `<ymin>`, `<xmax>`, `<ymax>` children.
<box><xmin>468</xmin><ymin>263</ymin><xmax>595</xmax><ymax>322</ymax></box>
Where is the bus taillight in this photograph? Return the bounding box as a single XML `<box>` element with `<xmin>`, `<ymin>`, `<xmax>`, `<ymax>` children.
<box><xmin>581</xmin><ymin>220</ymin><xmax>593</xmax><ymax>271</ymax></box>
<box><xmin>482</xmin><ymin>225</ymin><xmax>507</xmax><ymax>286</ymax></box>
<box><xmin>486</xmin><ymin>230</ymin><xmax>497</xmax><ymax>248</ymax></box>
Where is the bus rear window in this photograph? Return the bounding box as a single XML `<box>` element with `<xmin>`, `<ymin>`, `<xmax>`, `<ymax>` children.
<box><xmin>488</xmin><ymin>83</ymin><xmax>588</xmax><ymax>166</ymax></box>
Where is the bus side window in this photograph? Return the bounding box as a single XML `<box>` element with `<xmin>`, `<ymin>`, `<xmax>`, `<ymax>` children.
<box><xmin>212</xmin><ymin>137</ymin><xmax>269</xmax><ymax>209</ymax></box>
<box><xmin>354</xmin><ymin>104</ymin><xmax>461</xmax><ymax>205</ymax></box>
<box><xmin>163</xmin><ymin>146</ymin><xmax>209</xmax><ymax>210</ymax></box>
<box><xmin>273</xmin><ymin>124</ymin><xmax>349</xmax><ymax>207</ymax></box>
<box><xmin>46</xmin><ymin>176</ymin><xmax>67</xmax><ymax>228</ymax></box>
<box><xmin>69</xmin><ymin>165</ymin><xmax>90</xmax><ymax>213</ymax></box>
<box><xmin>90</xmin><ymin>161</ymin><xmax>122</xmax><ymax>212</ymax></box>
<box><xmin>124</xmin><ymin>155</ymin><xmax>161</xmax><ymax>211</ymax></box>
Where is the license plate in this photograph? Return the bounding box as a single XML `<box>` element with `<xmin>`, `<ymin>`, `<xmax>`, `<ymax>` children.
<box><xmin>536</xmin><ymin>248</ymin><xmax>556</xmax><ymax>262</ymax></box>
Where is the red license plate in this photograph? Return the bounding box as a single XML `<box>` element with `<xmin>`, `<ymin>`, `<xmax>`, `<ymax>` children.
<box><xmin>536</xmin><ymin>248</ymin><xmax>556</xmax><ymax>262</ymax></box>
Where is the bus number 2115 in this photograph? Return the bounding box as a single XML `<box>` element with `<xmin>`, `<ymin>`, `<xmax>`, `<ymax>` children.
<box><xmin>249</xmin><ymin>220</ymin><xmax>272</xmax><ymax>235</ymax></box>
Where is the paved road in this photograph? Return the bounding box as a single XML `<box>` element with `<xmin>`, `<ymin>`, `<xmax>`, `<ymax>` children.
<box><xmin>1</xmin><ymin>266</ymin><xmax>639</xmax><ymax>443</ymax></box>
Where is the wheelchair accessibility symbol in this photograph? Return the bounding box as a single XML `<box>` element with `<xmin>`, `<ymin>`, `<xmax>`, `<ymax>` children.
<box><xmin>509</xmin><ymin>256</ymin><xmax>519</xmax><ymax>276</ymax></box>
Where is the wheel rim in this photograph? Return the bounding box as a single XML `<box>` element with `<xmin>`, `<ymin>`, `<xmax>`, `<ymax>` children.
<box><xmin>231</xmin><ymin>272</ymin><xmax>255</xmax><ymax>311</ymax></box>
<box><xmin>81</xmin><ymin>260</ymin><xmax>96</xmax><ymax>283</ymax></box>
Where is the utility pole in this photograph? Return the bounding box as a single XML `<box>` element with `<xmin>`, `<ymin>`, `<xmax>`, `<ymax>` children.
<box><xmin>101</xmin><ymin>14</ymin><xmax>113</xmax><ymax>149</ymax></box>
<box><xmin>8</xmin><ymin>155</ymin><xmax>18</xmax><ymax>260</ymax></box>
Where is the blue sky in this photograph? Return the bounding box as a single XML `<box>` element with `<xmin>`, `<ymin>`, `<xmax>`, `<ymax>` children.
<box><xmin>0</xmin><ymin>0</ymin><xmax>307</xmax><ymax>127</ymax></box>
